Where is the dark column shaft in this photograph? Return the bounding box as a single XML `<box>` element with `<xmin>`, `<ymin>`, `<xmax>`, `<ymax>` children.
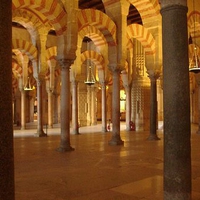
<box><xmin>148</xmin><ymin>76</ymin><xmax>160</xmax><ymax>140</ymax></box>
<box><xmin>36</xmin><ymin>79</ymin><xmax>46</xmax><ymax>136</ymax></box>
<box><xmin>161</xmin><ymin>4</ymin><xmax>191</xmax><ymax>200</ymax></box>
<box><xmin>108</xmin><ymin>70</ymin><xmax>123</xmax><ymax>145</ymax></box>
<box><xmin>0</xmin><ymin>1</ymin><xmax>15</xmax><ymax>199</ymax></box>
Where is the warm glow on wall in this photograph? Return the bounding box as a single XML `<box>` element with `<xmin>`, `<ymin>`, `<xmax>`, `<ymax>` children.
<box><xmin>120</xmin><ymin>90</ymin><xmax>126</xmax><ymax>112</ymax></box>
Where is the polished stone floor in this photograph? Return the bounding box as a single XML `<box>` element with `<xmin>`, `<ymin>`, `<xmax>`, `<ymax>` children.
<box><xmin>14</xmin><ymin>122</ymin><xmax>200</xmax><ymax>200</ymax></box>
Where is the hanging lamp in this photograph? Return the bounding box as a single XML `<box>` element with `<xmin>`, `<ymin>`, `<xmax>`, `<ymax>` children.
<box><xmin>189</xmin><ymin>0</ymin><xmax>200</xmax><ymax>73</ymax></box>
<box><xmin>84</xmin><ymin>26</ymin><xmax>96</xmax><ymax>86</ymax></box>
<box><xmin>24</xmin><ymin>76</ymin><xmax>34</xmax><ymax>91</ymax></box>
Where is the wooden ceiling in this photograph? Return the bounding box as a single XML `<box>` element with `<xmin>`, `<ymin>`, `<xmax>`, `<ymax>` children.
<box><xmin>78</xmin><ymin>0</ymin><xmax>142</xmax><ymax>25</ymax></box>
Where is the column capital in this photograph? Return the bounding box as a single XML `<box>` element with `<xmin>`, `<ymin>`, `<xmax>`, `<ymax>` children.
<box><xmin>147</xmin><ymin>70</ymin><xmax>160</xmax><ymax>81</ymax></box>
<box><xmin>160</xmin><ymin>3</ymin><xmax>188</xmax><ymax>15</ymax></box>
<box><xmin>71</xmin><ymin>79</ymin><xmax>78</xmax><ymax>84</ymax></box>
<box><xmin>108</xmin><ymin>64</ymin><xmax>124</xmax><ymax>73</ymax></box>
<box><xmin>99</xmin><ymin>80</ymin><xmax>107</xmax><ymax>86</ymax></box>
<box><xmin>57</xmin><ymin>59</ymin><xmax>74</xmax><ymax>70</ymax></box>
<box><xmin>160</xmin><ymin>0</ymin><xmax>187</xmax><ymax>9</ymax></box>
<box><xmin>34</xmin><ymin>74</ymin><xmax>45</xmax><ymax>84</ymax></box>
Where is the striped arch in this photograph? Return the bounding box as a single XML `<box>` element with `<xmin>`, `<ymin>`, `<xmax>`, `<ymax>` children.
<box><xmin>54</xmin><ymin>68</ymin><xmax>61</xmax><ymax>78</ymax></box>
<box><xmin>12</xmin><ymin>9</ymin><xmax>51</xmax><ymax>38</ymax></box>
<box><xmin>12</xmin><ymin>39</ymin><xmax>37</xmax><ymax>61</ymax></box>
<box><xmin>46</xmin><ymin>46</ymin><xmax>57</xmax><ymax>60</ymax></box>
<box><xmin>45</xmin><ymin>68</ymin><xmax>61</xmax><ymax>80</ymax></box>
<box><xmin>81</xmin><ymin>50</ymin><xmax>105</xmax><ymax>70</ymax></box>
<box><xmin>45</xmin><ymin>46</ymin><xmax>58</xmax><ymax>80</ymax></box>
<box><xmin>12</xmin><ymin>0</ymin><xmax>67</xmax><ymax>35</ymax></box>
<box><xmin>12</xmin><ymin>74</ymin><xmax>18</xmax><ymax>93</ymax></box>
<box><xmin>127</xmin><ymin>0</ymin><xmax>160</xmax><ymax>24</ymax></box>
<box><xmin>12</xmin><ymin>61</ymin><xmax>22</xmax><ymax>77</ymax></box>
<box><xmin>77</xmin><ymin>9</ymin><xmax>117</xmax><ymax>46</ymax></box>
<box><xmin>79</xmin><ymin>26</ymin><xmax>107</xmax><ymax>47</ymax></box>
<box><xmin>188</xmin><ymin>11</ymin><xmax>200</xmax><ymax>38</ymax></box>
<box><xmin>127</xmin><ymin>24</ymin><xmax>155</xmax><ymax>55</ymax></box>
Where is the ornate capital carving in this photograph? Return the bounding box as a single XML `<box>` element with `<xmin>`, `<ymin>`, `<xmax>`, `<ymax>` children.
<box><xmin>108</xmin><ymin>63</ymin><xmax>124</xmax><ymax>73</ymax></box>
<box><xmin>147</xmin><ymin>70</ymin><xmax>160</xmax><ymax>81</ymax></box>
<box><xmin>57</xmin><ymin>59</ymin><xmax>74</xmax><ymax>70</ymax></box>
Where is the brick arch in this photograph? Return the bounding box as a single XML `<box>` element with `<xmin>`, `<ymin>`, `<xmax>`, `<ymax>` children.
<box><xmin>12</xmin><ymin>9</ymin><xmax>50</xmax><ymax>42</ymax></box>
<box><xmin>127</xmin><ymin>23</ymin><xmax>155</xmax><ymax>55</ymax></box>
<box><xmin>81</xmin><ymin>50</ymin><xmax>105</xmax><ymax>70</ymax></box>
<box><xmin>188</xmin><ymin>11</ymin><xmax>200</xmax><ymax>38</ymax></box>
<box><xmin>79</xmin><ymin>25</ymin><xmax>107</xmax><ymax>48</ymax></box>
<box><xmin>12</xmin><ymin>0</ymin><xmax>67</xmax><ymax>36</ymax></box>
<box><xmin>77</xmin><ymin>9</ymin><xmax>117</xmax><ymax>46</ymax></box>
<box><xmin>45</xmin><ymin>68</ymin><xmax>61</xmax><ymax>79</ymax></box>
<box><xmin>45</xmin><ymin>46</ymin><xmax>59</xmax><ymax>80</ymax></box>
<box><xmin>12</xmin><ymin>39</ymin><xmax>37</xmax><ymax>61</ymax></box>
<box><xmin>127</xmin><ymin>0</ymin><xmax>160</xmax><ymax>24</ymax></box>
<box><xmin>46</xmin><ymin>46</ymin><xmax>57</xmax><ymax>60</ymax></box>
<box><xmin>12</xmin><ymin>61</ymin><xmax>22</xmax><ymax>77</ymax></box>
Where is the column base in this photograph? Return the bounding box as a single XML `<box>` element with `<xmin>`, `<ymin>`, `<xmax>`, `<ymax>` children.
<box><xmin>147</xmin><ymin>134</ymin><xmax>160</xmax><ymax>141</ymax></box>
<box><xmin>102</xmin><ymin>127</ymin><xmax>107</xmax><ymax>133</ymax></box>
<box><xmin>56</xmin><ymin>146</ymin><xmax>75</xmax><ymax>152</ymax></box>
<box><xmin>108</xmin><ymin>135</ymin><xmax>124</xmax><ymax>146</ymax></box>
<box><xmin>34</xmin><ymin>130</ymin><xmax>47</xmax><ymax>137</ymax></box>
<box><xmin>72</xmin><ymin>130</ymin><xmax>80</xmax><ymax>135</ymax></box>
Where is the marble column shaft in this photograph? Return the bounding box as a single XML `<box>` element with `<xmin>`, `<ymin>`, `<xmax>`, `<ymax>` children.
<box><xmin>53</xmin><ymin>93</ymin><xmax>59</xmax><ymax>123</ymax></box>
<box><xmin>72</xmin><ymin>80</ymin><xmax>79</xmax><ymax>134</ymax></box>
<box><xmin>35</xmin><ymin>79</ymin><xmax>46</xmax><ymax>137</ymax></box>
<box><xmin>109</xmin><ymin>70</ymin><xmax>123</xmax><ymax>145</ymax></box>
<box><xmin>57</xmin><ymin>60</ymin><xmax>74</xmax><ymax>151</ymax></box>
<box><xmin>101</xmin><ymin>82</ymin><xmax>107</xmax><ymax>132</ymax></box>
<box><xmin>148</xmin><ymin>74</ymin><xmax>160</xmax><ymax>140</ymax></box>
<box><xmin>161</xmin><ymin>3</ymin><xmax>191</xmax><ymax>200</ymax></box>
<box><xmin>125</xmin><ymin>85</ymin><xmax>131</xmax><ymax>131</ymax></box>
<box><xmin>0</xmin><ymin>0</ymin><xmax>15</xmax><ymax>199</ymax></box>
<box><xmin>87</xmin><ymin>86</ymin><xmax>92</xmax><ymax>125</ymax></box>
<box><xmin>91</xmin><ymin>86</ymin><xmax>97</xmax><ymax>125</ymax></box>
<box><xmin>21</xmin><ymin>89</ymin><xmax>26</xmax><ymax>130</ymax></box>
<box><xmin>48</xmin><ymin>90</ymin><xmax>53</xmax><ymax>128</ymax></box>
<box><xmin>197</xmin><ymin>82</ymin><xmax>200</xmax><ymax>134</ymax></box>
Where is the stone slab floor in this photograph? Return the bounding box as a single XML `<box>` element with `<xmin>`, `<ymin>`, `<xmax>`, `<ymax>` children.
<box><xmin>14</xmin><ymin>123</ymin><xmax>200</xmax><ymax>200</ymax></box>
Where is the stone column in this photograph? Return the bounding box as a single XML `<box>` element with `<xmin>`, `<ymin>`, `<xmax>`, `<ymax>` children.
<box><xmin>86</xmin><ymin>85</ymin><xmax>92</xmax><ymax>125</ymax></box>
<box><xmin>47</xmin><ymin>89</ymin><xmax>53</xmax><ymax>128</ymax></box>
<box><xmin>147</xmin><ymin>71</ymin><xmax>160</xmax><ymax>140</ymax></box>
<box><xmin>101</xmin><ymin>82</ymin><xmax>107</xmax><ymax>132</ymax></box>
<box><xmin>196</xmin><ymin>80</ymin><xmax>200</xmax><ymax>134</ymax></box>
<box><xmin>160</xmin><ymin>1</ymin><xmax>191</xmax><ymax>199</ymax></box>
<box><xmin>35</xmin><ymin>78</ymin><xmax>46</xmax><ymax>137</ymax></box>
<box><xmin>124</xmin><ymin>85</ymin><xmax>131</xmax><ymax>131</ymax></box>
<box><xmin>19</xmin><ymin>77</ymin><xmax>26</xmax><ymax>129</ymax></box>
<box><xmin>71</xmin><ymin>80</ymin><xmax>79</xmax><ymax>134</ymax></box>
<box><xmin>53</xmin><ymin>93</ymin><xmax>59</xmax><ymax>124</ymax></box>
<box><xmin>57</xmin><ymin>59</ymin><xmax>74</xmax><ymax>151</ymax></box>
<box><xmin>109</xmin><ymin>70</ymin><xmax>124</xmax><ymax>145</ymax></box>
<box><xmin>20</xmin><ymin>89</ymin><xmax>26</xmax><ymax>130</ymax></box>
<box><xmin>91</xmin><ymin>86</ymin><xmax>97</xmax><ymax>125</ymax></box>
<box><xmin>0</xmin><ymin>0</ymin><xmax>14</xmax><ymax>199</ymax></box>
